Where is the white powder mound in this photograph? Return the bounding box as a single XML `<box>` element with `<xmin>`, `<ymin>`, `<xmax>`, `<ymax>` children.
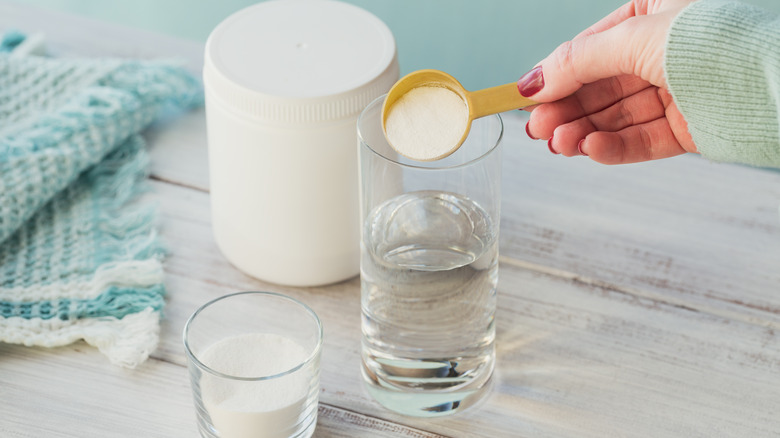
<box><xmin>199</xmin><ymin>333</ymin><xmax>312</xmax><ymax>438</ymax></box>
<box><xmin>385</xmin><ymin>86</ymin><xmax>469</xmax><ymax>161</ymax></box>
<box><xmin>201</xmin><ymin>333</ymin><xmax>308</xmax><ymax>379</ymax></box>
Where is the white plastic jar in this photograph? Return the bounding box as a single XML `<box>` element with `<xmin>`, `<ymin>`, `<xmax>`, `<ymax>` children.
<box><xmin>204</xmin><ymin>0</ymin><xmax>398</xmax><ymax>286</ymax></box>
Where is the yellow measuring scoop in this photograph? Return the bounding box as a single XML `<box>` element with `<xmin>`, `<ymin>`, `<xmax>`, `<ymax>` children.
<box><xmin>381</xmin><ymin>69</ymin><xmax>537</xmax><ymax>161</ymax></box>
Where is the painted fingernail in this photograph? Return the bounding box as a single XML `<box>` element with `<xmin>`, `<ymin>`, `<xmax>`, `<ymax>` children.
<box><xmin>525</xmin><ymin>121</ymin><xmax>537</xmax><ymax>140</ymax></box>
<box><xmin>517</xmin><ymin>66</ymin><xmax>544</xmax><ymax>97</ymax></box>
<box><xmin>577</xmin><ymin>139</ymin><xmax>588</xmax><ymax>156</ymax></box>
<box><xmin>548</xmin><ymin>136</ymin><xmax>559</xmax><ymax>154</ymax></box>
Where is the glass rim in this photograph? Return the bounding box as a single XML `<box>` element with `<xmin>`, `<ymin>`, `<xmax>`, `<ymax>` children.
<box><xmin>357</xmin><ymin>94</ymin><xmax>504</xmax><ymax>171</ymax></box>
<box><xmin>182</xmin><ymin>291</ymin><xmax>323</xmax><ymax>382</ymax></box>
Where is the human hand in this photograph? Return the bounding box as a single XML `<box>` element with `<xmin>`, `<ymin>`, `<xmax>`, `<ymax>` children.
<box><xmin>521</xmin><ymin>0</ymin><xmax>698</xmax><ymax>164</ymax></box>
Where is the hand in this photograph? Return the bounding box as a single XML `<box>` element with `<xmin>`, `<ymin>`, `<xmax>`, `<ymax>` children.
<box><xmin>521</xmin><ymin>0</ymin><xmax>698</xmax><ymax>164</ymax></box>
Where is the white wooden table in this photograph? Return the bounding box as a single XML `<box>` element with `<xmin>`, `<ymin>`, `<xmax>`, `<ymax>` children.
<box><xmin>2</xmin><ymin>3</ymin><xmax>780</xmax><ymax>437</ymax></box>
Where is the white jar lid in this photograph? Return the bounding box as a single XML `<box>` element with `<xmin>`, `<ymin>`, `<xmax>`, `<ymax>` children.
<box><xmin>204</xmin><ymin>0</ymin><xmax>398</xmax><ymax>124</ymax></box>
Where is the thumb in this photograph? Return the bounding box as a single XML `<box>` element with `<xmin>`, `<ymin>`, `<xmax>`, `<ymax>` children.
<box><xmin>517</xmin><ymin>12</ymin><xmax>670</xmax><ymax>103</ymax></box>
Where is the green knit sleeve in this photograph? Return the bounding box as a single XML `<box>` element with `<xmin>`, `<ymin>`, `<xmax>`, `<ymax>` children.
<box><xmin>665</xmin><ymin>0</ymin><xmax>780</xmax><ymax>168</ymax></box>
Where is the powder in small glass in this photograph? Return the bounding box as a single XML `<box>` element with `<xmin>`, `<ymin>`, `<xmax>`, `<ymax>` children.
<box><xmin>385</xmin><ymin>86</ymin><xmax>468</xmax><ymax>161</ymax></box>
<box><xmin>199</xmin><ymin>333</ymin><xmax>311</xmax><ymax>438</ymax></box>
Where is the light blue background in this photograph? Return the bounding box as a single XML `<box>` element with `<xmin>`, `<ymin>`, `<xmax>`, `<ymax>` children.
<box><xmin>23</xmin><ymin>0</ymin><xmax>780</xmax><ymax>90</ymax></box>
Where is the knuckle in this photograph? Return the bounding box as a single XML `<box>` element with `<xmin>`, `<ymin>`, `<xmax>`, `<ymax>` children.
<box><xmin>553</xmin><ymin>40</ymin><xmax>580</xmax><ymax>84</ymax></box>
<box><xmin>637</xmin><ymin>125</ymin><xmax>655</xmax><ymax>160</ymax></box>
<box><xmin>609</xmin><ymin>77</ymin><xmax>626</xmax><ymax>106</ymax></box>
<box><xmin>616</xmin><ymin>100</ymin><xmax>634</xmax><ymax>127</ymax></box>
<box><xmin>614</xmin><ymin>17</ymin><xmax>643</xmax><ymax>76</ymax></box>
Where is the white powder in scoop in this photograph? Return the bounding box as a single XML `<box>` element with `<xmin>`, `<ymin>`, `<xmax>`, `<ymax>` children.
<box><xmin>199</xmin><ymin>333</ymin><xmax>312</xmax><ymax>438</ymax></box>
<box><xmin>385</xmin><ymin>86</ymin><xmax>469</xmax><ymax>161</ymax></box>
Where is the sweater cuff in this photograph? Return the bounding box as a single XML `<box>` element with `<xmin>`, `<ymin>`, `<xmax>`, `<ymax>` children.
<box><xmin>665</xmin><ymin>0</ymin><xmax>780</xmax><ymax>167</ymax></box>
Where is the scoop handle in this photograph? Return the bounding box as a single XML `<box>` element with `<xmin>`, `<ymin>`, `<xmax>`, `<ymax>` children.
<box><xmin>468</xmin><ymin>82</ymin><xmax>537</xmax><ymax>119</ymax></box>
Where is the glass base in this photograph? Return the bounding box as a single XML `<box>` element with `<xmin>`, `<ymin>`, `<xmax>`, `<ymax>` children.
<box><xmin>361</xmin><ymin>362</ymin><xmax>494</xmax><ymax>418</ymax></box>
<box><xmin>196</xmin><ymin>408</ymin><xmax>317</xmax><ymax>438</ymax></box>
<box><xmin>198</xmin><ymin>421</ymin><xmax>315</xmax><ymax>438</ymax></box>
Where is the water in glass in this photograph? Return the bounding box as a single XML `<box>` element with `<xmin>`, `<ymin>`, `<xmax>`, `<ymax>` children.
<box><xmin>360</xmin><ymin>189</ymin><xmax>498</xmax><ymax>416</ymax></box>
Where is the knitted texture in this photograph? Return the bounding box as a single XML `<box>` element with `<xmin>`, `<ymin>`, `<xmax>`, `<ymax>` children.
<box><xmin>665</xmin><ymin>0</ymin><xmax>780</xmax><ymax>168</ymax></box>
<box><xmin>0</xmin><ymin>45</ymin><xmax>201</xmax><ymax>367</ymax></box>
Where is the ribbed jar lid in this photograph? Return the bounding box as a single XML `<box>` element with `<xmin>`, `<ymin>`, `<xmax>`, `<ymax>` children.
<box><xmin>204</xmin><ymin>0</ymin><xmax>398</xmax><ymax>124</ymax></box>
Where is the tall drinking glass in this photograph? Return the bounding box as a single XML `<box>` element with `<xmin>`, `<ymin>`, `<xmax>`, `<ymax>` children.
<box><xmin>358</xmin><ymin>95</ymin><xmax>502</xmax><ymax>417</ymax></box>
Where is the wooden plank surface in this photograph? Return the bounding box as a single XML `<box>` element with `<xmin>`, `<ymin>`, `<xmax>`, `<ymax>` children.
<box><xmin>145</xmin><ymin>183</ymin><xmax>780</xmax><ymax>437</ymax></box>
<box><xmin>499</xmin><ymin>146</ymin><xmax>780</xmax><ymax>328</ymax></box>
<box><xmin>0</xmin><ymin>342</ymin><xmax>446</xmax><ymax>438</ymax></box>
<box><xmin>5</xmin><ymin>181</ymin><xmax>780</xmax><ymax>436</ymax></box>
<box><xmin>2</xmin><ymin>2</ymin><xmax>780</xmax><ymax>437</ymax></box>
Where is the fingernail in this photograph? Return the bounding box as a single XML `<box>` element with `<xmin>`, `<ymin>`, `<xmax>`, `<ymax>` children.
<box><xmin>517</xmin><ymin>66</ymin><xmax>544</xmax><ymax>97</ymax></box>
<box><xmin>525</xmin><ymin>121</ymin><xmax>537</xmax><ymax>140</ymax></box>
<box><xmin>548</xmin><ymin>136</ymin><xmax>559</xmax><ymax>154</ymax></box>
<box><xmin>577</xmin><ymin>139</ymin><xmax>588</xmax><ymax>156</ymax></box>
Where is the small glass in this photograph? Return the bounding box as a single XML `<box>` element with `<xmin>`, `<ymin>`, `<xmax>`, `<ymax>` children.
<box><xmin>358</xmin><ymin>95</ymin><xmax>503</xmax><ymax>416</ymax></box>
<box><xmin>183</xmin><ymin>291</ymin><xmax>322</xmax><ymax>438</ymax></box>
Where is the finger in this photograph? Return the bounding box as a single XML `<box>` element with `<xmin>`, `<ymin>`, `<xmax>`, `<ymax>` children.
<box><xmin>579</xmin><ymin>118</ymin><xmax>687</xmax><ymax>165</ymax></box>
<box><xmin>573</xmin><ymin>1</ymin><xmax>637</xmax><ymax>40</ymax></box>
<box><xmin>548</xmin><ymin>86</ymin><xmax>666</xmax><ymax>157</ymax></box>
<box><xmin>520</xmin><ymin>103</ymin><xmax>540</xmax><ymax>113</ymax></box>
<box><xmin>527</xmin><ymin>75</ymin><xmax>651</xmax><ymax>140</ymax></box>
<box><xmin>518</xmin><ymin>12</ymin><xmax>671</xmax><ymax>102</ymax></box>
<box><xmin>518</xmin><ymin>24</ymin><xmax>635</xmax><ymax>102</ymax></box>
<box><xmin>587</xmin><ymin>86</ymin><xmax>666</xmax><ymax>132</ymax></box>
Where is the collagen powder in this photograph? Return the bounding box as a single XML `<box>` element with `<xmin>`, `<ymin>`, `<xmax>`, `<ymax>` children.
<box><xmin>385</xmin><ymin>86</ymin><xmax>469</xmax><ymax>161</ymax></box>
<box><xmin>200</xmin><ymin>333</ymin><xmax>311</xmax><ymax>438</ymax></box>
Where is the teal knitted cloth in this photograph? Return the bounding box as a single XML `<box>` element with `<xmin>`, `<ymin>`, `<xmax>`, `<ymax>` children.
<box><xmin>0</xmin><ymin>39</ymin><xmax>201</xmax><ymax>367</ymax></box>
<box><xmin>666</xmin><ymin>0</ymin><xmax>780</xmax><ymax>167</ymax></box>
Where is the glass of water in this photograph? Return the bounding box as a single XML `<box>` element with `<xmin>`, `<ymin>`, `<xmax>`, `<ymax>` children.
<box><xmin>357</xmin><ymin>95</ymin><xmax>502</xmax><ymax>417</ymax></box>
